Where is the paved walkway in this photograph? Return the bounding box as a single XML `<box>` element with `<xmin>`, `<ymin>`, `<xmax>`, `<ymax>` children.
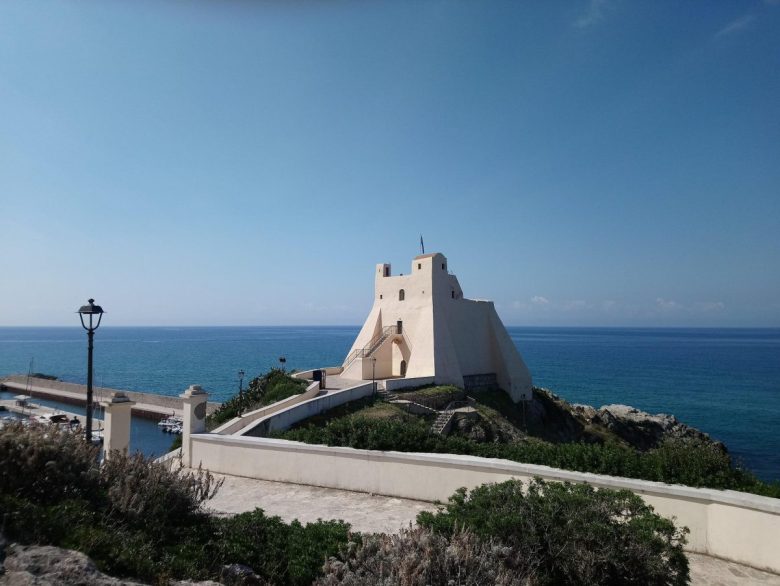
<box><xmin>205</xmin><ymin>473</ymin><xmax>433</xmax><ymax>533</ymax></box>
<box><xmin>203</xmin><ymin>472</ymin><xmax>780</xmax><ymax>586</ymax></box>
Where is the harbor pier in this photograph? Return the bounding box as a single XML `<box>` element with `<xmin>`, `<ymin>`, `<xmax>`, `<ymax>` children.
<box><xmin>0</xmin><ymin>374</ymin><xmax>219</xmax><ymax>420</ymax></box>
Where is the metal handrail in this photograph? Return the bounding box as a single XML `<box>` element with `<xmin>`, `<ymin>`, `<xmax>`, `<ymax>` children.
<box><xmin>343</xmin><ymin>325</ymin><xmax>400</xmax><ymax>368</ymax></box>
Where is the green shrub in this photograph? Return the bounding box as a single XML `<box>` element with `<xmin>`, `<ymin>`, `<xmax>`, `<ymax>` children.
<box><xmin>277</xmin><ymin>414</ymin><xmax>780</xmax><ymax>498</ymax></box>
<box><xmin>0</xmin><ymin>421</ymin><xmax>350</xmax><ymax>584</ymax></box>
<box><xmin>101</xmin><ymin>455</ymin><xmax>222</xmax><ymax>535</ymax></box>
<box><xmin>0</xmin><ymin>422</ymin><xmax>101</xmax><ymax>504</ymax></box>
<box><xmin>418</xmin><ymin>479</ymin><xmax>690</xmax><ymax>586</ymax></box>
<box><xmin>214</xmin><ymin>509</ymin><xmax>352</xmax><ymax>586</ymax></box>
<box><xmin>207</xmin><ymin>368</ymin><xmax>307</xmax><ymax>429</ymax></box>
<box><xmin>261</xmin><ymin>381</ymin><xmax>307</xmax><ymax>407</ymax></box>
<box><xmin>317</xmin><ymin>526</ymin><xmax>526</xmax><ymax>585</ymax></box>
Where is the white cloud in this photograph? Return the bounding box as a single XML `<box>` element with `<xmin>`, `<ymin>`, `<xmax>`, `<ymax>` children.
<box><xmin>656</xmin><ymin>297</ymin><xmax>681</xmax><ymax>311</ymax></box>
<box><xmin>697</xmin><ymin>301</ymin><xmax>726</xmax><ymax>312</ymax></box>
<box><xmin>531</xmin><ymin>295</ymin><xmax>550</xmax><ymax>305</ymax></box>
<box><xmin>575</xmin><ymin>0</ymin><xmax>611</xmax><ymax>28</ymax></box>
<box><xmin>715</xmin><ymin>14</ymin><xmax>755</xmax><ymax>38</ymax></box>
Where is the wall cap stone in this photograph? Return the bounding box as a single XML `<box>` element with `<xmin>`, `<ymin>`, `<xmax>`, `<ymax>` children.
<box><xmin>193</xmin><ymin>433</ymin><xmax>780</xmax><ymax>515</ymax></box>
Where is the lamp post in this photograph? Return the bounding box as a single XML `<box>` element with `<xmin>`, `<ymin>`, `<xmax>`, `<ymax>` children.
<box><xmin>77</xmin><ymin>298</ymin><xmax>104</xmax><ymax>443</ymax></box>
<box><xmin>278</xmin><ymin>356</ymin><xmax>286</xmax><ymax>369</ymax></box>
<box><xmin>371</xmin><ymin>357</ymin><xmax>377</xmax><ymax>394</ymax></box>
<box><xmin>238</xmin><ymin>369</ymin><xmax>245</xmax><ymax>416</ymax></box>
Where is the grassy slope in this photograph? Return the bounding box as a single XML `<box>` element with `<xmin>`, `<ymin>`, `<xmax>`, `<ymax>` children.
<box><xmin>277</xmin><ymin>385</ymin><xmax>780</xmax><ymax>498</ymax></box>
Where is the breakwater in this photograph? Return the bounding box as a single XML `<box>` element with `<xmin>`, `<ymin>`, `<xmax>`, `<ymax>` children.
<box><xmin>0</xmin><ymin>374</ymin><xmax>219</xmax><ymax>420</ymax></box>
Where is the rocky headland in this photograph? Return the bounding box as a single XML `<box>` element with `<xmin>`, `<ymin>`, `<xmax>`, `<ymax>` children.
<box><xmin>526</xmin><ymin>387</ymin><xmax>725</xmax><ymax>452</ymax></box>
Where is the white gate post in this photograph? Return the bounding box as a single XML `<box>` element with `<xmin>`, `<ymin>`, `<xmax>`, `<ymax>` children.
<box><xmin>180</xmin><ymin>384</ymin><xmax>208</xmax><ymax>467</ymax></box>
<box><xmin>102</xmin><ymin>392</ymin><xmax>135</xmax><ymax>459</ymax></box>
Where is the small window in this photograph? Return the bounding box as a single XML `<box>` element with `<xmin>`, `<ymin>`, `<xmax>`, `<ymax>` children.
<box><xmin>399</xmin><ymin>289</ymin><xmax>405</xmax><ymax>301</ymax></box>
<box><xmin>380</xmin><ymin>294</ymin><xmax>383</xmax><ymax>299</ymax></box>
<box><xmin>442</xmin><ymin>263</ymin><xmax>446</xmax><ymax>270</ymax></box>
<box><xmin>451</xmin><ymin>291</ymin><xmax>455</xmax><ymax>299</ymax></box>
<box><xmin>418</xmin><ymin>263</ymin><xmax>421</xmax><ymax>269</ymax></box>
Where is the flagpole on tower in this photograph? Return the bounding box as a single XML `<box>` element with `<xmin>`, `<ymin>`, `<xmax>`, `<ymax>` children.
<box><xmin>420</xmin><ymin>234</ymin><xmax>425</xmax><ymax>255</ymax></box>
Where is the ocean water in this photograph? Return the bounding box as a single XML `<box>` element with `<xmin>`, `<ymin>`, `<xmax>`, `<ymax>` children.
<box><xmin>0</xmin><ymin>326</ymin><xmax>778</xmax><ymax>482</ymax></box>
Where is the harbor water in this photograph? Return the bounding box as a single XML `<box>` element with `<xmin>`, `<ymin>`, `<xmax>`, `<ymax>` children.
<box><xmin>0</xmin><ymin>326</ymin><xmax>778</xmax><ymax>482</ymax></box>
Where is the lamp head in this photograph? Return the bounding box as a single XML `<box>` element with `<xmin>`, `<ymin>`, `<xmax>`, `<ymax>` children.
<box><xmin>77</xmin><ymin>298</ymin><xmax>105</xmax><ymax>331</ymax></box>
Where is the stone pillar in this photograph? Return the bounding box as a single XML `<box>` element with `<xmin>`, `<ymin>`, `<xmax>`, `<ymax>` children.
<box><xmin>102</xmin><ymin>392</ymin><xmax>135</xmax><ymax>459</ymax></box>
<box><xmin>180</xmin><ymin>384</ymin><xmax>208</xmax><ymax>468</ymax></box>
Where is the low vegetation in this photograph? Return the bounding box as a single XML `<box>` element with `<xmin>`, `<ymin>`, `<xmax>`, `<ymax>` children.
<box><xmin>1</xmin><ymin>418</ymin><xmax>695</xmax><ymax>585</ymax></box>
<box><xmin>0</xmin><ymin>422</ymin><xmax>348</xmax><ymax>584</ymax></box>
<box><xmin>319</xmin><ymin>479</ymin><xmax>689</xmax><ymax>585</ymax></box>
<box><xmin>206</xmin><ymin>368</ymin><xmax>307</xmax><ymax>430</ymax></box>
<box><xmin>276</xmin><ymin>391</ymin><xmax>780</xmax><ymax>498</ymax></box>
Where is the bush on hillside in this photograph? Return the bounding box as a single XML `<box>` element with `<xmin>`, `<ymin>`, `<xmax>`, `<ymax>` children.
<box><xmin>276</xmin><ymin>414</ymin><xmax>780</xmax><ymax>497</ymax></box>
<box><xmin>0</xmin><ymin>421</ymin><xmax>351</xmax><ymax>584</ymax></box>
<box><xmin>101</xmin><ymin>456</ymin><xmax>222</xmax><ymax>534</ymax></box>
<box><xmin>317</xmin><ymin>527</ymin><xmax>527</xmax><ymax>586</ymax></box>
<box><xmin>0</xmin><ymin>421</ymin><xmax>101</xmax><ymax>504</ymax></box>
<box><xmin>417</xmin><ymin>479</ymin><xmax>690</xmax><ymax>586</ymax></box>
<box><xmin>207</xmin><ymin>368</ymin><xmax>308</xmax><ymax>429</ymax></box>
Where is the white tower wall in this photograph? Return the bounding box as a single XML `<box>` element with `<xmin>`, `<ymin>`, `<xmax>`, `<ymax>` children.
<box><xmin>343</xmin><ymin>252</ymin><xmax>532</xmax><ymax>402</ymax></box>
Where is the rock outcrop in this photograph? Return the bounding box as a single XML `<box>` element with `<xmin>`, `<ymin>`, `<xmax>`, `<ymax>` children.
<box><xmin>579</xmin><ymin>403</ymin><xmax>726</xmax><ymax>452</ymax></box>
<box><xmin>0</xmin><ymin>537</ymin><xmax>221</xmax><ymax>586</ymax></box>
<box><xmin>0</xmin><ymin>541</ymin><xmax>146</xmax><ymax>586</ymax></box>
<box><xmin>528</xmin><ymin>388</ymin><xmax>724</xmax><ymax>452</ymax></box>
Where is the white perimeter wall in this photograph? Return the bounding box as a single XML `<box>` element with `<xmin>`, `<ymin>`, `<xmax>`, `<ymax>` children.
<box><xmin>190</xmin><ymin>434</ymin><xmax>780</xmax><ymax>574</ymax></box>
<box><xmin>239</xmin><ymin>383</ymin><xmax>375</xmax><ymax>436</ymax></box>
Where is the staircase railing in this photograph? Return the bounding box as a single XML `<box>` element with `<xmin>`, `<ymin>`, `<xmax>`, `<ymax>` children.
<box><xmin>343</xmin><ymin>325</ymin><xmax>399</xmax><ymax>369</ymax></box>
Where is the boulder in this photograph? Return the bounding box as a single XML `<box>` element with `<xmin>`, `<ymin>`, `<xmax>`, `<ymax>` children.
<box><xmin>0</xmin><ymin>539</ymin><xmax>221</xmax><ymax>586</ymax></box>
<box><xmin>0</xmin><ymin>542</ymin><xmax>145</xmax><ymax>585</ymax></box>
<box><xmin>219</xmin><ymin>564</ymin><xmax>265</xmax><ymax>585</ymax></box>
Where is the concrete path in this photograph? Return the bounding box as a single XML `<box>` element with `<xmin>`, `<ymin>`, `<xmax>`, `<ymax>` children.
<box><xmin>205</xmin><ymin>473</ymin><xmax>433</xmax><ymax>533</ymax></box>
<box><xmin>203</xmin><ymin>472</ymin><xmax>780</xmax><ymax>586</ymax></box>
<box><xmin>689</xmin><ymin>554</ymin><xmax>780</xmax><ymax>585</ymax></box>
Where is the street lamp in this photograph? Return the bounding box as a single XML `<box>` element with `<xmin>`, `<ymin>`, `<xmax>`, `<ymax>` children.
<box><xmin>278</xmin><ymin>356</ymin><xmax>286</xmax><ymax>369</ymax></box>
<box><xmin>77</xmin><ymin>298</ymin><xmax>104</xmax><ymax>443</ymax></box>
<box><xmin>238</xmin><ymin>369</ymin><xmax>245</xmax><ymax>416</ymax></box>
<box><xmin>371</xmin><ymin>356</ymin><xmax>377</xmax><ymax>394</ymax></box>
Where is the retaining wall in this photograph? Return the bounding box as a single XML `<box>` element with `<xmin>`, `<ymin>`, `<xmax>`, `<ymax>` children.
<box><xmin>384</xmin><ymin>376</ymin><xmax>436</xmax><ymax>391</ymax></box>
<box><xmin>212</xmin><ymin>381</ymin><xmax>321</xmax><ymax>435</ymax></box>
<box><xmin>189</xmin><ymin>433</ymin><xmax>780</xmax><ymax>574</ymax></box>
<box><xmin>240</xmin><ymin>382</ymin><xmax>375</xmax><ymax>437</ymax></box>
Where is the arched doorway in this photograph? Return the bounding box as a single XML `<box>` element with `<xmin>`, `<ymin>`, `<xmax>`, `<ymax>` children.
<box><xmin>392</xmin><ymin>339</ymin><xmax>409</xmax><ymax>378</ymax></box>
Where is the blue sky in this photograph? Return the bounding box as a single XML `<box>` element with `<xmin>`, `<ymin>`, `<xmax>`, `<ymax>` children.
<box><xmin>1</xmin><ymin>0</ymin><xmax>778</xmax><ymax>327</ymax></box>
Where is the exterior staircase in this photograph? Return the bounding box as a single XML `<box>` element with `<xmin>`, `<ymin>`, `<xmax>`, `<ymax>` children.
<box><xmin>342</xmin><ymin>325</ymin><xmax>399</xmax><ymax>370</ymax></box>
<box><xmin>377</xmin><ymin>389</ymin><xmax>397</xmax><ymax>401</ymax></box>
<box><xmin>431</xmin><ymin>410</ymin><xmax>455</xmax><ymax>434</ymax></box>
<box><xmin>430</xmin><ymin>400</ymin><xmax>471</xmax><ymax>435</ymax></box>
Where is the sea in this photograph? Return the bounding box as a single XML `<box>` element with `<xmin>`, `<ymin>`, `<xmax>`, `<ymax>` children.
<box><xmin>0</xmin><ymin>326</ymin><xmax>778</xmax><ymax>483</ymax></box>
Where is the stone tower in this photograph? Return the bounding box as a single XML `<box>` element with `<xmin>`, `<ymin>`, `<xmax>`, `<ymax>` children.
<box><xmin>341</xmin><ymin>252</ymin><xmax>532</xmax><ymax>402</ymax></box>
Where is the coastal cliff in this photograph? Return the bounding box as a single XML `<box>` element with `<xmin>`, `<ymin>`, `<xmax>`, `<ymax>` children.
<box><xmin>520</xmin><ymin>388</ymin><xmax>725</xmax><ymax>452</ymax></box>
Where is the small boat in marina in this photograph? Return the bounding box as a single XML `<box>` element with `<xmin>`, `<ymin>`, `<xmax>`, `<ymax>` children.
<box><xmin>158</xmin><ymin>415</ymin><xmax>183</xmax><ymax>433</ymax></box>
